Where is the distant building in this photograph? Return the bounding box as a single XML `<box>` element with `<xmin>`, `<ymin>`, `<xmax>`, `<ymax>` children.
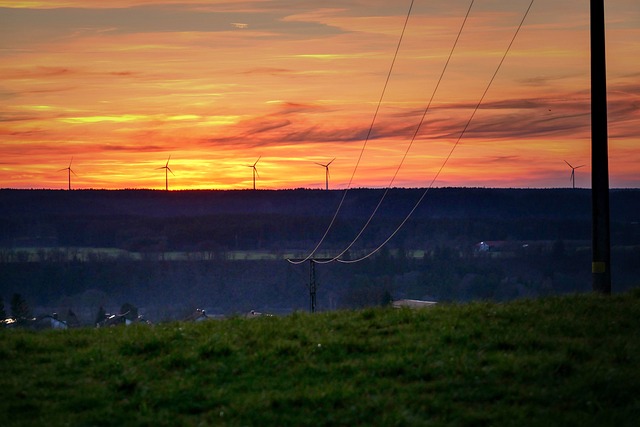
<box><xmin>97</xmin><ymin>313</ymin><xmax>151</xmax><ymax>327</ymax></box>
<box><xmin>2</xmin><ymin>318</ymin><xmax>17</xmax><ymax>328</ymax></box>
<box><xmin>246</xmin><ymin>310</ymin><xmax>272</xmax><ymax>318</ymax></box>
<box><xmin>183</xmin><ymin>308</ymin><xmax>209</xmax><ymax>322</ymax></box>
<box><xmin>475</xmin><ymin>240</ymin><xmax>563</xmax><ymax>257</ymax></box>
<box><xmin>96</xmin><ymin>313</ymin><xmax>127</xmax><ymax>328</ymax></box>
<box><xmin>475</xmin><ymin>241</ymin><xmax>508</xmax><ymax>252</ymax></box>
<box><xmin>392</xmin><ymin>299</ymin><xmax>437</xmax><ymax>309</ymax></box>
<box><xmin>31</xmin><ymin>314</ymin><xmax>68</xmax><ymax>330</ymax></box>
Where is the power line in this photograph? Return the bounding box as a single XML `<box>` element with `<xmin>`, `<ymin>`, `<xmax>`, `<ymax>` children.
<box><xmin>314</xmin><ymin>0</ymin><xmax>476</xmax><ymax>265</ymax></box>
<box><xmin>338</xmin><ymin>0</ymin><xmax>536</xmax><ymax>264</ymax></box>
<box><xmin>288</xmin><ymin>0</ymin><xmax>416</xmax><ymax>265</ymax></box>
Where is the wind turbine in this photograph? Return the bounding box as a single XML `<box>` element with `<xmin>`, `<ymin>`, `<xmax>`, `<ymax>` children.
<box><xmin>246</xmin><ymin>156</ymin><xmax>261</xmax><ymax>190</ymax></box>
<box><xmin>156</xmin><ymin>155</ymin><xmax>174</xmax><ymax>191</ymax></box>
<box><xmin>564</xmin><ymin>160</ymin><xmax>584</xmax><ymax>189</ymax></box>
<box><xmin>58</xmin><ymin>157</ymin><xmax>77</xmax><ymax>190</ymax></box>
<box><xmin>314</xmin><ymin>158</ymin><xmax>335</xmax><ymax>190</ymax></box>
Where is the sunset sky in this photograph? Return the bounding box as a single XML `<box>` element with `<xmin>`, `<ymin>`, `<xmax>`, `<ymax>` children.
<box><xmin>1</xmin><ymin>0</ymin><xmax>638</xmax><ymax>190</ymax></box>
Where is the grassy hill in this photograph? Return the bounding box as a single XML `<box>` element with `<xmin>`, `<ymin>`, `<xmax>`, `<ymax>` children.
<box><xmin>2</xmin><ymin>291</ymin><xmax>640</xmax><ymax>426</ymax></box>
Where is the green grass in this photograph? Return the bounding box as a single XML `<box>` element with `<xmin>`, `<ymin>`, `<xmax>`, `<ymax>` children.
<box><xmin>2</xmin><ymin>291</ymin><xmax>640</xmax><ymax>426</ymax></box>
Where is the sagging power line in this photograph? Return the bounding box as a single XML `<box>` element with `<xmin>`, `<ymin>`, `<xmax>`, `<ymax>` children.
<box><xmin>337</xmin><ymin>0</ymin><xmax>536</xmax><ymax>264</ymax></box>
<box><xmin>290</xmin><ymin>0</ymin><xmax>535</xmax><ymax>266</ymax></box>
<box><xmin>314</xmin><ymin>0</ymin><xmax>477</xmax><ymax>265</ymax></box>
<box><xmin>288</xmin><ymin>0</ymin><xmax>416</xmax><ymax>266</ymax></box>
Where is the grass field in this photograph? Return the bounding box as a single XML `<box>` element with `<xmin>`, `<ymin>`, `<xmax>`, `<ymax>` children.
<box><xmin>2</xmin><ymin>290</ymin><xmax>640</xmax><ymax>426</ymax></box>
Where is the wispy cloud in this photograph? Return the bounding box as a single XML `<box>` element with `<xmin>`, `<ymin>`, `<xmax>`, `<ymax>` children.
<box><xmin>0</xmin><ymin>4</ymin><xmax>345</xmax><ymax>46</ymax></box>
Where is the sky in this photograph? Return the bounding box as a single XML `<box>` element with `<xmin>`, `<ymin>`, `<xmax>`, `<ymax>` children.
<box><xmin>1</xmin><ymin>0</ymin><xmax>638</xmax><ymax>190</ymax></box>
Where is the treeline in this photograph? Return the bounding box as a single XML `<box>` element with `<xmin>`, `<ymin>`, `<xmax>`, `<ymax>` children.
<box><xmin>1</xmin><ymin>188</ymin><xmax>638</xmax><ymax>253</ymax></box>
<box><xmin>0</xmin><ymin>213</ymin><xmax>607</xmax><ymax>252</ymax></box>
<box><xmin>3</xmin><ymin>212</ymin><xmax>639</xmax><ymax>254</ymax></box>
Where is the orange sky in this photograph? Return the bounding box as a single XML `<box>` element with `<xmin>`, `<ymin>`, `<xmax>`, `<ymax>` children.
<box><xmin>1</xmin><ymin>0</ymin><xmax>638</xmax><ymax>190</ymax></box>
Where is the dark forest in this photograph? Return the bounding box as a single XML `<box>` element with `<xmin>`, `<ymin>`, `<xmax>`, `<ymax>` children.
<box><xmin>1</xmin><ymin>188</ymin><xmax>638</xmax><ymax>323</ymax></box>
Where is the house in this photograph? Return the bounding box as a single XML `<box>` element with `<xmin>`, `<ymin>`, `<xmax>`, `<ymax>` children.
<box><xmin>392</xmin><ymin>299</ymin><xmax>437</xmax><ymax>309</ymax></box>
<box><xmin>475</xmin><ymin>241</ymin><xmax>509</xmax><ymax>252</ymax></box>
<box><xmin>2</xmin><ymin>318</ymin><xmax>17</xmax><ymax>328</ymax></box>
<box><xmin>183</xmin><ymin>308</ymin><xmax>209</xmax><ymax>322</ymax></box>
<box><xmin>96</xmin><ymin>312</ymin><xmax>151</xmax><ymax>327</ymax></box>
<box><xmin>96</xmin><ymin>313</ymin><xmax>128</xmax><ymax>328</ymax></box>
<box><xmin>246</xmin><ymin>310</ymin><xmax>272</xmax><ymax>318</ymax></box>
<box><xmin>130</xmin><ymin>315</ymin><xmax>152</xmax><ymax>326</ymax></box>
<box><xmin>31</xmin><ymin>314</ymin><xmax>68</xmax><ymax>330</ymax></box>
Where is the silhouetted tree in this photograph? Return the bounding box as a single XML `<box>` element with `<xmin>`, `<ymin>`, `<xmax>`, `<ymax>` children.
<box><xmin>381</xmin><ymin>290</ymin><xmax>393</xmax><ymax>307</ymax></box>
<box><xmin>66</xmin><ymin>309</ymin><xmax>80</xmax><ymax>328</ymax></box>
<box><xmin>10</xmin><ymin>293</ymin><xmax>31</xmax><ymax>321</ymax></box>
<box><xmin>120</xmin><ymin>303</ymin><xmax>138</xmax><ymax>321</ymax></box>
<box><xmin>95</xmin><ymin>306</ymin><xmax>106</xmax><ymax>326</ymax></box>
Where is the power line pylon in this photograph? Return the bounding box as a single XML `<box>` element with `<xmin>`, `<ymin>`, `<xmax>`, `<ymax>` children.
<box><xmin>287</xmin><ymin>258</ymin><xmax>333</xmax><ymax>313</ymax></box>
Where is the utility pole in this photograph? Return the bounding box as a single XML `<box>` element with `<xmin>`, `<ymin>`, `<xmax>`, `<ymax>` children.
<box><xmin>590</xmin><ymin>0</ymin><xmax>611</xmax><ymax>294</ymax></box>
<box><xmin>287</xmin><ymin>258</ymin><xmax>333</xmax><ymax>312</ymax></box>
<box><xmin>309</xmin><ymin>260</ymin><xmax>317</xmax><ymax>313</ymax></box>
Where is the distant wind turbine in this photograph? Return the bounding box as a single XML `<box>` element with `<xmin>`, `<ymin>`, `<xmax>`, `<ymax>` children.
<box><xmin>246</xmin><ymin>156</ymin><xmax>261</xmax><ymax>190</ymax></box>
<box><xmin>156</xmin><ymin>155</ymin><xmax>174</xmax><ymax>191</ymax></box>
<box><xmin>564</xmin><ymin>160</ymin><xmax>584</xmax><ymax>189</ymax></box>
<box><xmin>58</xmin><ymin>157</ymin><xmax>77</xmax><ymax>190</ymax></box>
<box><xmin>314</xmin><ymin>158</ymin><xmax>335</xmax><ymax>190</ymax></box>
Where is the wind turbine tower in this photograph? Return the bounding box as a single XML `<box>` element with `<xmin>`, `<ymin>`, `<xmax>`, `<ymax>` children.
<box><xmin>58</xmin><ymin>157</ymin><xmax>77</xmax><ymax>190</ymax></box>
<box><xmin>156</xmin><ymin>155</ymin><xmax>174</xmax><ymax>191</ymax></box>
<box><xmin>247</xmin><ymin>156</ymin><xmax>261</xmax><ymax>190</ymax></box>
<box><xmin>564</xmin><ymin>160</ymin><xmax>584</xmax><ymax>189</ymax></box>
<box><xmin>315</xmin><ymin>158</ymin><xmax>335</xmax><ymax>190</ymax></box>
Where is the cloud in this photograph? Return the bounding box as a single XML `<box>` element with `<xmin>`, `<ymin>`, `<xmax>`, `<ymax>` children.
<box><xmin>199</xmin><ymin>89</ymin><xmax>595</xmax><ymax>150</ymax></box>
<box><xmin>206</xmin><ymin>117</ymin><xmax>409</xmax><ymax>149</ymax></box>
<box><xmin>100</xmin><ymin>144</ymin><xmax>164</xmax><ymax>152</ymax></box>
<box><xmin>1</xmin><ymin>66</ymin><xmax>138</xmax><ymax>83</ymax></box>
<box><xmin>202</xmin><ymin>99</ymin><xmax>413</xmax><ymax>148</ymax></box>
<box><xmin>246</xmin><ymin>118</ymin><xmax>293</xmax><ymax>136</ymax></box>
<box><xmin>241</xmin><ymin>67</ymin><xmax>296</xmax><ymax>76</ymax></box>
<box><xmin>0</xmin><ymin>4</ymin><xmax>345</xmax><ymax>46</ymax></box>
<box><xmin>0</xmin><ymin>66</ymin><xmax>77</xmax><ymax>79</ymax></box>
<box><xmin>478</xmin><ymin>155</ymin><xmax>521</xmax><ymax>164</ymax></box>
<box><xmin>516</xmin><ymin>74</ymin><xmax>580</xmax><ymax>87</ymax></box>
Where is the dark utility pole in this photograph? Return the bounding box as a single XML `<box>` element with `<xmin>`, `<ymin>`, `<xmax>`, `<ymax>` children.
<box><xmin>590</xmin><ymin>0</ymin><xmax>611</xmax><ymax>294</ymax></box>
<box><xmin>288</xmin><ymin>258</ymin><xmax>333</xmax><ymax>312</ymax></box>
<box><xmin>309</xmin><ymin>260</ymin><xmax>317</xmax><ymax>313</ymax></box>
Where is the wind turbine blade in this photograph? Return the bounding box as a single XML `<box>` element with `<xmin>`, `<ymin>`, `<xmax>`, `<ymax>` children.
<box><xmin>69</xmin><ymin>157</ymin><xmax>74</xmax><ymax>167</ymax></box>
<box><xmin>254</xmin><ymin>167</ymin><xmax>260</xmax><ymax>178</ymax></box>
<box><xmin>575</xmin><ymin>165</ymin><xmax>585</xmax><ymax>169</ymax></box>
<box><xmin>70</xmin><ymin>168</ymin><xmax>78</xmax><ymax>176</ymax></box>
<box><xmin>327</xmin><ymin>158</ymin><xmax>335</xmax><ymax>166</ymax></box>
<box><xmin>167</xmin><ymin>167</ymin><xmax>175</xmax><ymax>175</ymax></box>
<box><xmin>314</xmin><ymin>162</ymin><xmax>325</xmax><ymax>167</ymax></box>
<box><xmin>564</xmin><ymin>160</ymin><xmax>573</xmax><ymax>168</ymax></box>
<box><xmin>166</xmin><ymin>155</ymin><xmax>171</xmax><ymax>167</ymax></box>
